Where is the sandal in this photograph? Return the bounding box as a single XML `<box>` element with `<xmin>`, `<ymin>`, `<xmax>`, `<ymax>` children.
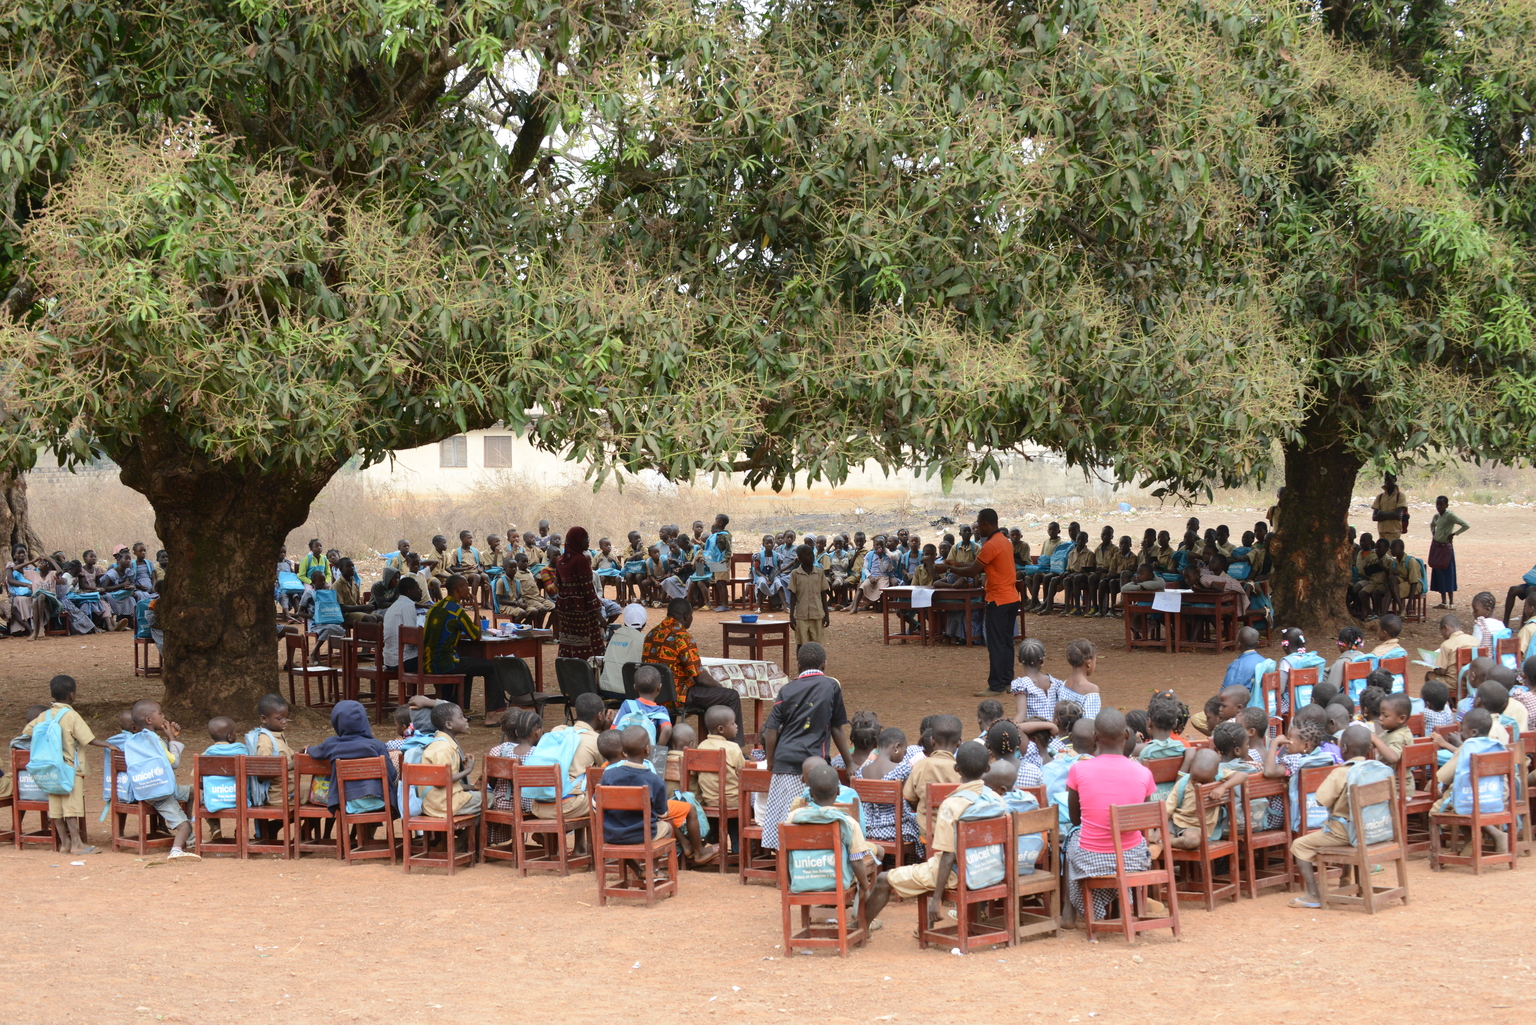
<box><xmin>690</xmin><ymin>843</ymin><xmax>720</xmax><ymax>866</ymax></box>
<box><xmin>1287</xmin><ymin>897</ymin><xmax>1321</xmax><ymax>909</ymax></box>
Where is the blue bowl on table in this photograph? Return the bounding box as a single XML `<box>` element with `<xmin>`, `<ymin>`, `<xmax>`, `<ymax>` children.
<box><xmin>740</xmin><ymin>614</ymin><xmax>759</xmax><ymax>623</ymax></box>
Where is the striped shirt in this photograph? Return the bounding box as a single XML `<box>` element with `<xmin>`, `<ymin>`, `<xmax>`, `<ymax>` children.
<box><xmin>422</xmin><ymin>597</ymin><xmax>479</xmax><ymax>674</ymax></box>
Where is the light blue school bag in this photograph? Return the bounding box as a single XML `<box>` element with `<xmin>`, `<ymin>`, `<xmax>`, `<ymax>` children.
<box><xmin>311</xmin><ymin>588</ymin><xmax>344</xmax><ymax>626</ymax></box>
<box><xmin>25</xmin><ymin>709</ymin><xmax>76</xmax><ymax>796</ymax></box>
<box><xmin>1041</xmin><ymin>754</ymin><xmax>1079</xmax><ymax>832</ymax></box>
<box><xmin>521</xmin><ymin>726</ymin><xmax>588</xmax><ymax>802</ymax></box>
<box><xmin>614</xmin><ymin>706</ymin><xmax>660</xmax><ymax>746</ymax></box>
<box><xmin>1341</xmin><ymin>652</ymin><xmax>1376</xmax><ymax>704</ymax></box>
<box><xmin>1486</xmin><ymin>623</ymin><xmax>1517</xmax><ymax>670</ymax></box>
<box><xmin>242</xmin><ymin>727</ymin><xmax>286</xmax><ymax>805</ymax></box>
<box><xmin>953</xmin><ymin>788</ymin><xmax>1009</xmax><ymax>889</ymax></box>
<box><xmin>1332</xmin><ymin>760</ymin><xmax>1396</xmax><ymax>845</ymax></box>
<box><xmin>101</xmin><ymin>732</ymin><xmax>133</xmax><ymax>804</ymax></box>
<box><xmin>122</xmin><ymin>730</ymin><xmax>177</xmax><ymax>801</ymax></box>
<box><xmin>1249</xmin><ymin>657</ymin><xmax>1278</xmax><ymax>713</ymax></box>
<box><xmin>396</xmin><ymin>732</ymin><xmax>438</xmax><ymax>816</ymax></box>
<box><xmin>1289</xmin><ymin>750</ymin><xmax>1337</xmax><ymax>832</ymax></box>
<box><xmin>201</xmin><ymin>742</ymin><xmax>249</xmax><ymax>811</ymax></box>
<box><xmin>1284</xmin><ymin>651</ymin><xmax>1327</xmax><ymax>709</ymax></box>
<box><xmin>785</xmin><ymin>805</ymin><xmax>857</xmax><ymax>893</ymax></box>
<box><xmin>1000</xmin><ymin>789</ymin><xmax>1045</xmax><ymax>875</ymax></box>
<box><xmin>1451</xmin><ymin>737</ymin><xmax>1508</xmax><ymax>815</ymax></box>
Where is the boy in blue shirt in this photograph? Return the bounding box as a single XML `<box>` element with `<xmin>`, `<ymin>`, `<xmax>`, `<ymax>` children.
<box><xmin>613</xmin><ymin>666</ymin><xmax>673</xmax><ymax>752</ymax></box>
<box><xmin>600</xmin><ymin>726</ymin><xmax>674</xmax><ymax>847</ymax></box>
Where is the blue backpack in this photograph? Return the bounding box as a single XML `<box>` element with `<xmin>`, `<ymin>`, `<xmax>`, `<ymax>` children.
<box><xmin>785</xmin><ymin>805</ymin><xmax>858</xmax><ymax>893</ymax></box>
<box><xmin>276</xmin><ymin>571</ymin><xmax>305</xmax><ymax>595</ymax></box>
<box><xmin>311</xmin><ymin>588</ymin><xmax>344</xmax><ymax>626</ymax></box>
<box><xmin>122</xmin><ymin>731</ymin><xmax>177</xmax><ymax>801</ymax></box>
<box><xmin>999</xmin><ymin>789</ymin><xmax>1045</xmax><ymax>875</ymax></box>
<box><xmin>1220</xmin><ymin>759</ymin><xmax>1272</xmax><ymax>829</ymax></box>
<box><xmin>1333</xmin><ymin>760</ymin><xmax>1396</xmax><ymax>844</ymax></box>
<box><xmin>1341</xmin><ymin>652</ymin><xmax>1376</xmax><ymax>704</ymax></box>
<box><xmin>397</xmin><ymin>732</ymin><xmax>438</xmax><ymax>816</ymax></box>
<box><xmin>1451</xmin><ymin>737</ymin><xmax>1508</xmax><ymax>815</ymax></box>
<box><xmin>952</xmin><ymin>788</ymin><xmax>1009</xmax><ymax>889</ymax></box>
<box><xmin>1485</xmin><ymin>623</ymin><xmax>1517</xmax><ymax>670</ymax></box>
<box><xmin>242</xmin><ymin>727</ymin><xmax>285</xmax><ymax>805</ymax></box>
<box><xmin>25</xmin><ymin>709</ymin><xmax>75</xmax><ymax>796</ymax></box>
<box><xmin>201</xmin><ymin>742</ymin><xmax>249</xmax><ymax>812</ymax></box>
<box><xmin>1289</xmin><ymin>750</ymin><xmax>1337</xmax><ymax>832</ymax></box>
<box><xmin>101</xmin><ymin>731</ymin><xmax>134</xmax><ymax>804</ymax></box>
<box><xmin>1284</xmin><ymin>651</ymin><xmax>1327</xmax><ymax>709</ymax></box>
<box><xmin>522</xmin><ymin>726</ymin><xmax>589</xmax><ymax>802</ymax></box>
<box><xmin>1249</xmin><ymin>657</ymin><xmax>1278</xmax><ymax>713</ymax></box>
<box><xmin>134</xmin><ymin>598</ymin><xmax>155</xmax><ymax>639</ymax></box>
<box><xmin>613</xmin><ymin>703</ymin><xmax>661</xmax><ymax>746</ymax></box>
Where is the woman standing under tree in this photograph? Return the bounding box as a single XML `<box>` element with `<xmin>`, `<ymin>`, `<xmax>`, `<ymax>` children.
<box><xmin>553</xmin><ymin>526</ymin><xmax>605</xmax><ymax>660</ymax></box>
<box><xmin>1428</xmin><ymin>496</ymin><xmax>1470</xmax><ymax>609</ymax></box>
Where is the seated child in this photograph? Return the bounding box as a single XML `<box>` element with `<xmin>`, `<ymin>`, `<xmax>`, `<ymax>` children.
<box><xmin>1238</xmin><ymin>705</ymin><xmax>1271</xmax><ymax>761</ymax></box>
<box><xmin>305</xmin><ymin>699</ymin><xmax>397</xmax><ymax>845</ymax></box>
<box><xmin>1430</xmin><ymin>709</ymin><xmax>1511</xmax><ymax>854</ymax></box>
<box><xmin>419</xmin><ymin>702</ymin><xmax>481</xmax><ymax>820</ymax></box>
<box><xmin>792</xmin><ymin>755</ymin><xmax>863</xmax><ymax>827</ymax></box>
<box><xmin>1369</xmin><ymin>692</ymin><xmax>1414</xmax><ymax>768</ymax></box>
<box><xmin>865</xmin><ymin>741</ymin><xmax>994</xmax><ymax>928</ymax></box>
<box><xmin>601</xmin><ymin>725</ymin><xmax>716</xmax><ymax>865</ymax></box>
<box><xmin>385</xmin><ymin>705</ymin><xmax>414</xmax><ymax>769</ymax></box>
<box><xmin>1326</xmin><ymin>703</ymin><xmax>1352</xmax><ymax>739</ymax></box>
<box><xmin>1123</xmin><ymin>709</ymin><xmax>1149</xmax><ymax>757</ymax></box>
<box><xmin>1047</xmin><ymin>700</ymin><xmax>1085</xmax><ymax>756</ymax></box>
<box><xmin>1477</xmin><ymin>680</ymin><xmax>1520</xmax><ymax>745</ymax></box>
<box><xmin>130</xmin><ymin>698</ymin><xmax>198</xmax><ymax>860</ymax></box>
<box><xmin>483</xmin><ymin>708</ymin><xmax>544</xmax><ymax>845</ymax></box>
<box><xmin>1357</xmin><ymin>686</ymin><xmax>1386</xmax><ymax>730</ymax></box>
<box><xmin>692</xmin><ymin>705</ymin><xmax>746</xmax><ymax>813</ymax></box>
<box><xmin>1139</xmin><ymin>694</ymin><xmax>1188</xmax><ymax>762</ymax></box>
<box><xmin>1213</xmin><ymin>719</ymin><xmax>1284</xmax><ymax>830</ymax></box>
<box><xmin>1287</xmin><ymin>725</ymin><xmax>1378</xmax><ymax>908</ymax></box>
<box><xmin>784</xmin><ymin>763</ymin><xmax>882</xmax><ymax>900</ymax></box>
<box><xmin>905</xmin><ymin>714</ymin><xmax>962</xmax><ymax>843</ymax></box>
<box><xmin>201</xmin><ymin>716</ymin><xmax>250</xmax><ymax>843</ymax></box>
<box><xmin>1165</xmin><ymin>747</ymin><xmax>1247</xmax><ymax>849</ymax></box>
<box><xmin>975</xmin><ymin>698</ymin><xmax>1005</xmax><ymax>741</ymax></box>
<box><xmin>860</xmin><ymin>726</ymin><xmax>923</xmax><ymax>851</ymax></box>
<box><xmin>1188</xmin><ymin>694</ymin><xmax>1224</xmax><ymax>738</ymax></box>
<box><xmin>594</xmin><ymin>726</ymin><xmax>623</xmax><ymax>766</ymax></box>
<box><xmin>243</xmin><ymin>693</ymin><xmax>293</xmax><ymax>817</ymax></box>
<box><xmin>1421</xmin><ymin>677</ymin><xmax>1454</xmax><ymax>735</ymax></box>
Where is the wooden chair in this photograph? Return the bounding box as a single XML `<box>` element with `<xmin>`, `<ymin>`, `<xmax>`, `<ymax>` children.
<box><xmin>1295</xmin><ymin>764</ymin><xmax>1336</xmax><ymax>840</ymax></box>
<box><xmin>1343</xmin><ymin>659</ymin><xmax>1373</xmax><ymax>704</ymax></box>
<box><xmin>243</xmin><ymin>755</ymin><xmax>294</xmax><ymax>859</ymax></box>
<box><xmin>728</xmin><ymin>552</ymin><xmax>756</xmax><ymax>610</ymax></box>
<box><xmin>1285</xmin><ymin>667</ymin><xmax>1321</xmax><ymax>728</ymax></box>
<box><xmin>1170</xmin><ymin>781</ymin><xmax>1240</xmax><ymax>910</ymax></box>
<box><xmin>510</xmin><ymin>763</ymin><xmax>592</xmax><ymax>875</ymax></box>
<box><xmin>1258</xmin><ymin>671</ymin><xmax>1281</xmax><ymax>721</ymax></box>
<box><xmin>190</xmin><ymin>754</ymin><xmax>246</xmax><ymax>859</ymax></box>
<box><xmin>107</xmin><ymin>749</ymin><xmax>172</xmax><ymax>855</ymax></box>
<box><xmin>917</xmin><ymin>814</ymin><xmax>1015</xmax><ymax>953</ymax></box>
<box><xmin>396</xmin><ymin>626</ymin><xmax>467</xmax><ymax>709</ymax></box>
<box><xmin>1398</xmin><ymin>741</ymin><xmax>1440</xmax><ymax>854</ymax></box>
<box><xmin>293</xmin><ymin>753</ymin><xmax>340</xmax><ymax>858</ymax></box>
<box><xmin>1081</xmin><ymin>802</ymin><xmax>1181</xmax><ymax>944</ymax></box>
<box><xmin>401</xmin><ymin>762</ymin><xmax>481</xmax><ymax>874</ymax></box>
<box><xmin>1453</xmin><ymin>646</ymin><xmax>1477</xmax><ymax>703</ymax></box>
<box><xmin>1380</xmin><ymin>655</ymin><xmax>1408</xmax><ymax>693</ymax></box>
<box><xmin>681</xmin><ymin>746</ymin><xmax>737</xmax><ymax>873</ymax></box>
<box><xmin>1013</xmin><ymin>806</ymin><xmax>1062</xmax><ymax>941</ymax></box>
<box><xmin>341</xmin><ymin>624</ymin><xmax>394</xmax><ymax>724</ymax></box>
<box><xmin>1430</xmin><ymin>749</ymin><xmax>1519</xmax><ymax>874</ymax></box>
<box><xmin>1497</xmin><ymin>636</ymin><xmax>1519</xmax><ymax>670</ymax></box>
<box><xmin>12</xmin><ymin>749</ymin><xmax>59</xmax><ymax>850</ymax></box>
<box><xmin>0</xmin><ymin>764</ymin><xmax>13</xmax><ymax>845</ymax></box>
<box><xmin>479</xmin><ymin>754</ymin><xmax>520</xmax><ymax>867</ymax></box>
<box><xmin>777</xmin><ymin>822</ymin><xmax>869</xmax><ymax>956</ymax></box>
<box><xmin>850</xmin><ymin>777</ymin><xmax>917</xmax><ymax>869</ymax></box>
<box><xmin>593</xmin><ymin>784</ymin><xmax>678</xmax><ymax>905</ymax></box>
<box><xmin>133</xmin><ymin>634</ymin><xmax>162</xmax><ymax>678</ymax></box>
<box><xmin>738</xmin><ymin>768</ymin><xmax>778</xmax><ymax>883</ymax></box>
<box><xmin>1407</xmin><ymin>712</ymin><xmax>1425</xmax><ymax>737</ymax></box>
<box><xmin>923</xmin><ymin>781</ymin><xmax>960</xmax><ymax>844</ymax></box>
<box><xmin>1144</xmin><ymin>756</ymin><xmax>1184</xmax><ymax>806</ymax></box>
<box><xmin>1122</xmin><ymin>593</ymin><xmax>1171</xmax><ymax>652</ymax></box>
<box><xmin>1235</xmin><ymin>775</ymin><xmax>1294</xmax><ymax>897</ymax></box>
<box><xmin>1314</xmin><ymin>778</ymin><xmax>1410</xmax><ymax>913</ymax></box>
<box><xmin>284</xmin><ymin>631</ymin><xmax>342</xmax><ymax>710</ymax></box>
<box><xmin>1403</xmin><ymin>589</ymin><xmax>1428</xmax><ymax>623</ymax></box>
<box><xmin>335</xmin><ymin>756</ymin><xmax>398</xmax><ymax>865</ymax></box>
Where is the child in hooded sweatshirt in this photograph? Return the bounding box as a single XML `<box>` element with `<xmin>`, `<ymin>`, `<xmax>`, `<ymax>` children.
<box><xmin>305</xmin><ymin>700</ymin><xmax>399</xmax><ymax>847</ymax></box>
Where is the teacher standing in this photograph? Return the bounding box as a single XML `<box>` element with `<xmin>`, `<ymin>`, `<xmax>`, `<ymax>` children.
<box><xmin>553</xmin><ymin>526</ymin><xmax>606</xmax><ymax>659</ymax></box>
<box><xmin>1428</xmin><ymin>496</ymin><xmax>1470</xmax><ymax>609</ymax></box>
<box><xmin>943</xmin><ymin>507</ymin><xmax>1022</xmax><ymax>697</ymax></box>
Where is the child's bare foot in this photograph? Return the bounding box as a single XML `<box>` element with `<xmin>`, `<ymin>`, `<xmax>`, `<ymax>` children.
<box><xmin>690</xmin><ymin>843</ymin><xmax>719</xmax><ymax>866</ymax></box>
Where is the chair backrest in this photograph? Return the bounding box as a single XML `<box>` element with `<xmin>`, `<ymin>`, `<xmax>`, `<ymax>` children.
<box><xmin>776</xmin><ymin>821</ymin><xmax>849</xmax><ymax>894</ymax></box>
<box><xmin>1240</xmin><ymin>774</ymin><xmax>1289</xmax><ymax>836</ymax></box>
<box><xmin>1144</xmin><ymin>756</ymin><xmax>1184</xmax><ymax>785</ymax></box>
<box><xmin>194</xmin><ymin>755</ymin><xmax>244</xmax><ymax>812</ymax></box>
<box><xmin>283</xmin><ymin>630</ymin><xmax>305</xmax><ymax>665</ymax></box>
<box><xmin>739</xmin><ymin>767</ymin><xmax>772</xmax><ymax>825</ymax></box>
<box><xmin>925</xmin><ymin>781</ymin><xmax>961</xmax><ymax>839</ymax></box>
<box><xmin>1408</xmin><ymin>712</ymin><xmax>1425</xmax><ymax>737</ymax></box>
<box><xmin>1259</xmin><ymin>670</ymin><xmax>1281</xmax><ymax>717</ymax></box>
<box><xmin>849</xmin><ymin>777</ymin><xmax>903</xmax><ymax>818</ymax></box>
<box><xmin>512</xmin><ymin>762</ymin><xmax>561</xmax><ymax>800</ymax></box>
<box><xmin>1343</xmin><ymin>659</ymin><xmax>1373</xmax><ymax>701</ymax></box>
<box><xmin>556</xmin><ymin>657</ymin><xmax>600</xmax><ymax>702</ymax></box>
<box><xmin>1380</xmin><ymin>656</ymin><xmax>1408</xmax><ymax>692</ymax></box>
<box><xmin>681</xmin><ymin>747</ymin><xmax>728</xmax><ymax>805</ymax></box>
<box><xmin>1497</xmin><ymin>636</ymin><xmax>1519</xmax><ymax>668</ymax></box>
<box><xmin>1019</xmin><ymin>784</ymin><xmax>1047</xmax><ymax>808</ymax></box>
<box><xmin>1288</xmin><ymin>666</ymin><xmax>1320</xmax><ymax>714</ymax></box>
<box><xmin>1193</xmin><ymin>780</ymin><xmax>1236</xmax><ymax>844</ymax></box>
<box><xmin>1012</xmin><ymin>805</ymin><xmax>1058</xmax><ymax>876</ymax></box>
<box><xmin>1185</xmin><ymin>737</ymin><xmax>1214</xmax><ymax>751</ymax></box>
<box><xmin>1348</xmin><ymin>778</ymin><xmax>1399</xmax><ymax>845</ymax></box>
<box><xmin>1468</xmin><ymin>749</ymin><xmax>1516</xmax><ymax>817</ymax></box>
<box><xmin>107</xmin><ymin>748</ymin><xmax>131</xmax><ymax>810</ymax></box>
<box><xmin>484</xmin><ymin>754</ymin><xmax>518</xmax><ymax>788</ymax></box>
<box><xmin>402</xmin><ymin>760</ymin><xmax>452</xmax><ymax>810</ymax></box>
<box><xmin>498</xmin><ymin>655</ymin><xmax>535</xmax><ymax>700</ymax></box>
<box><xmin>1107</xmin><ymin>801</ymin><xmax>1168</xmax><ymax>847</ymax></box>
<box><xmin>293</xmin><ymin>753</ymin><xmax>333</xmax><ymax>807</ymax></box>
<box><xmin>1297</xmin><ymin>763</ymin><xmax>1335</xmax><ymax>832</ymax></box>
<box><xmin>953</xmin><ymin>813</ymin><xmax>1012</xmax><ymax>892</ymax></box>
<box><xmin>627</xmin><ymin>662</ymin><xmax>677</xmax><ymax>707</ymax></box>
<box><xmin>1399</xmin><ymin>741</ymin><xmax>1437</xmax><ymax>794</ymax></box>
<box><xmin>594</xmin><ymin>784</ymin><xmax>653</xmax><ymax>843</ymax></box>
<box><xmin>14</xmin><ymin>746</ymin><xmax>47</xmax><ymax>808</ymax></box>
<box><xmin>334</xmin><ymin>755</ymin><xmax>390</xmax><ymax>802</ymax></box>
<box><xmin>351</xmin><ymin>620</ymin><xmax>383</xmax><ymax>646</ymax></box>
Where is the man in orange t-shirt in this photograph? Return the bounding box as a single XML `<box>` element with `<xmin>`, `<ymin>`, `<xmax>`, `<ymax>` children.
<box><xmin>943</xmin><ymin>507</ymin><xmax>1022</xmax><ymax>697</ymax></box>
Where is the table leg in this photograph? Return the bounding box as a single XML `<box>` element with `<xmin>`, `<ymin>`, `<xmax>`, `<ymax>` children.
<box><xmin>963</xmin><ymin>596</ymin><xmax>974</xmax><ymax>646</ymax></box>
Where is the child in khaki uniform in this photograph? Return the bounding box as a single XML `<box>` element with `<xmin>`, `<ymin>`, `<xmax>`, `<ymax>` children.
<box><xmin>531</xmin><ymin>693</ymin><xmax>608</xmax><ymax>820</ymax></box>
<box><xmin>692</xmin><ymin>706</ymin><xmax>746</xmax><ymax>811</ymax></box>
<box><xmin>1287</xmin><ymin>726</ymin><xmax>1375</xmax><ymax>907</ymax></box>
<box><xmin>22</xmin><ymin>675</ymin><xmax>109</xmax><ymax>854</ymax></box>
<box><xmin>787</xmin><ymin>545</ymin><xmax>830</xmax><ymax>647</ymax></box>
<box><xmin>1164</xmin><ymin>748</ymin><xmax>1247</xmax><ymax>849</ymax></box>
<box><xmin>904</xmin><ymin>715</ymin><xmax>962</xmax><ymax>843</ymax></box>
<box><xmin>419</xmin><ymin>702</ymin><xmax>482</xmax><ymax>817</ymax></box>
<box><xmin>246</xmin><ymin>693</ymin><xmax>294</xmax><ymax>808</ymax></box>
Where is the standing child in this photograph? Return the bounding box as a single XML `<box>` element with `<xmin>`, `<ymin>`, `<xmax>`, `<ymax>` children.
<box><xmin>22</xmin><ymin>675</ymin><xmax>110</xmax><ymax>854</ymax></box>
<box><xmin>787</xmin><ymin>544</ymin><xmax>831</xmax><ymax>650</ymax></box>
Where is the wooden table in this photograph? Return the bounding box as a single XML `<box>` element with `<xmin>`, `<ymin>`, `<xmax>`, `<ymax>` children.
<box><xmin>878</xmin><ymin>587</ymin><xmax>1028</xmax><ymax>646</ymax></box>
<box><xmin>460</xmin><ymin>629</ymin><xmax>554</xmax><ymax>688</ymax></box>
<box><xmin>1119</xmin><ymin>591</ymin><xmax>1243</xmax><ymax>653</ymax></box>
<box><xmin>721</xmin><ymin>619</ymin><xmax>791</xmax><ymax>672</ymax></box>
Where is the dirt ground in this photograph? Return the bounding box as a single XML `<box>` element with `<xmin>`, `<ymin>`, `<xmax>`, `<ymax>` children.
<box><xmin>2</xmin><ymin>505</ymin><xmax>1534</xmax><ymax>1024</ymax></box>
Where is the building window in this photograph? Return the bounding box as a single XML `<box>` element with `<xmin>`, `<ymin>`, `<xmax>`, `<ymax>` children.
<box><xmin>439</xmin><ymin>435</ymin><xmax>468</xmax><ymax>467</ymax></box>
<box><xmin>484</xmin><ymin>435</ymin><xmax>513</xmax><ymax>469</ymax></box>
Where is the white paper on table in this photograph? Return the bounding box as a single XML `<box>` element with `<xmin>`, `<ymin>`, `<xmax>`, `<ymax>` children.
<box><xmin>1151</xmin><ymin>590</ymin><xmax>1183</xmax><ymax>613</ymax></box>
<box><xmin>910</xmin><ymin>587</ymin><xmax>935</xmax><ymax>609</ymax></box>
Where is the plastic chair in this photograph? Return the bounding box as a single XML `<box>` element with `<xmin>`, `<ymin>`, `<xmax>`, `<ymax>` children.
<box><xmin>500</xmin><ymin>654</ymin><xmax>559</xmax><ymax>720</ymax></box>
<box><xmin>556</xmin><ymin>657</ymin><xmax>603</xmax><ymax>723</ymax></box>
<box><xmin>1081</xmin><ymin>802</ymin><xmax>1182</xmax><ymax>944</ymax></box>
<box><xmin>510</xmin><ymin>763</ymin><xmax>592</xmax><ymax>876</ymax></box>
<box><xmin>1235</xmin><ymin>775</ymin><xmax>1294</xmax><ymax>897</ymax></box>
<box><xmin>401</xmin><ymin>762</ymin><xmax>481</xmax><ymax>874</ymax></box>
<box><xmin>1430</xmin><ymin>749</ymin><xmax>1519</xmax><ymax>874</ymax></box>
<box><xmin>243</xmin><ymin>755</ymin><xmax>294</xmax><ymax>859</ymax></box>
<box><xmin>593</xmin><ymin>784</ymin><xmax>678</xmax><ymax>905</ymax></box>
<box><xmin>293</xmin><ymin>753</ymin><xmax>340</xmax><ymax>858</ymax></box>
<box><xmin>777</xmin><ymin>821</ymin><xmax>868</xmax><ymax>956</ymax></box>
<box><xmin>335</xmin><ymin>756</ymin><xmax>398</xmax><ymax>865</ymax></box>
<box><xmin>738</xmin><ymin>767</ymin><xmax>777</xmax><ymax>883</ymax></box>
<box><xmin>681</xmin><ymin>746</ymin><xmax>736</xmax><ymax>873</ymax></box>
<box><xmin>1315</xmin><ymin>778</ymin><xmax>1411</xmax><ymax>913</ymax></box>
<box><xmin>1013</xmin><ymin>806</ymin><xmax>1061</xmax><ymax>941</ymax></box>
<box><xmin>850</xmin><ymin>777</ymin><xmax>918</xmax><ymax>869</ymax></box>
<box><xmin>916</xmin><ymin>814</ymin><xmax>1015</xmax><ymax>953</ymax></box>
<box><xmin>284</xmin><ymin>631</ymin><xmax>342</xmax><ymax>710</ymax></box>
<box><xmin>1170</xmin><ymin>782</ymin><xmax>1240</xmax><ymax>910</ymax></box>
<box><xmin>191</xmin><ymin>754</ymin><xmax>246</xmax><ymax>859</ymax></box>
<box><xmin>107</xmin><ymin>749</ymin><xmax>173</xmax><ymax>855</ymax></box>
<box><xmin>13</xmin><ymin>748</ymin><xmax>58</xmax><ymax>850</ymax></box>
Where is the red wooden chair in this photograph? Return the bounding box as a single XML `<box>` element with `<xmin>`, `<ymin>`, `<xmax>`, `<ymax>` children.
<box><xmin>190</xmin><ymin>754</ymin><xmax>246</xmax><ymax>859</ymax></box>
<box><xmin>850</xmin><ymin>777</ymin><xmax>918</xmax><ymax>869</ymax></box>
<box><xmin>1081</xmin><ymin>802</ymin><xmax>1181</xmax><ymax>944</ymax></box>
<box><xmin>1315</xmin><ymin>778</ymin><xmax>1410</xmax><ymax>913</ymax></box>
<box><xmin>1342</xmin><ymin>659</ymin><xmax>1373</xmax><ymax>704</ymax></box>
<box><xmin>401</xmin><ymin>762</ymin><xmax>481</xmax><ymax>874</ymax></box>
<box><xmin>1013</xmin><ymin>806</ymin><xmax>1061</xmax><ymax>941</ymax></box>
<box><xmin>1285</xmin><ymin>667</ymin><xmax>1321</xmax><ymax>729</ymax></box>
<box><xmin>738</xmin><ymin>768</ymin><xmax>777</xmax><ymax>883</ymax></box>
<box><xmin>593</xmin><ymin>784</ymin><xmax>678</xmax><ymax>905</ymax></box>
<box><xmin>1295</xmin><ymin>764</ymin><xmax>1335</xmax><ymax>843</ymax></box>
<box><xmin>510</xmin><ymin>764</ymin><xmax>592</xmax><ymax>875</ymax></box>
<box><xmin>0</xmin><ymin>767</ymin><xmax>13</xmax><ymax>845</ymax></box>
<box><xmin>293</xmin><ymin>753</ymin><xmax>340</xmax><ymax>858</ymax></box>
<box><xmin>335</xmin><ymin>756</ymin><xmax>398</xmax><ymax>865</ymax></box>
<box><xmin>682</xmin><ymin>747</ymin><xmax>737</xmax><ymax>873</ymax></box>
<box><xmin>776</xmin><ymin>821</ymin><xmax>869</xmax><ymax>956</ymax></box>
<box><xmin>397</xmin><ymin>625</ymin><xmax>467</xmax><ymax>708</ymax></box>
<box><xmin>1430</xmin><ymin>749</ymin><xmax>1519</xmax><ymax>874</ymax></box>
<box><xmin>341</xmin><ymin>624</ymin><xmax>394</xmax><ymax>725</ymax></box>
<box><xmin>133</xmin><ymin>634</ymin><xmax>162</xmax><ymax>678</ymax></box>
<box><xmin>917</xmin><ymin>813</ymin><xmax>1016</xmax><ymax>953</ymax></box>
<box><xmin>107</xmin><ymin>749</ymin><xmax>173</xmax><ymax>855</ymax></box>
<box><xmin>479</xmin><ymin>754</ymin><xmax>520</xmax><ymax>867</ymax></box>
<box><xmin>1452</xmin><ymin>646</ymin><xmax>1477</xmax><ymax>703</ymax></box>
<box><xmin>284</xmin><ymin>631</ymin><xmax>342</xmax><ymax>710</ymax></box>
<box><xmin>1170</xmin><ymin>781</ymin><xmax>1240</xmax><ymax>910</ymax></box>
<box><xmin>923</xmin><ymin>781</ymin><xmax>960</xmax><ymax>844</ymax></box>
<box><xmin>1258</xmin><ymin>671</ymin><xmax>1281</xmax><ymax>721</ymax></box>
<box><xmin>244</xmin><ymin>755</ymin><xmax>294</xmax><ymax>859</ymax></box>
<box><xmin>1380</xmin><ymin>656</ymin><xmax>1408</xmax><ymax>691</ymax></box>
<box><xmin>12</xmin><ymin>748</ymin><xmax>58</xmax><ymax>850</ymax></box>
<box><xmin>1398</xmin><ymin>741</ymin><xmax>1440</xmax><ymax>854</ymax></box>
<box><xmin>1235</xmin><ymin>775</ymin><xmax>1294</xmax><ymax>897</ymax></box>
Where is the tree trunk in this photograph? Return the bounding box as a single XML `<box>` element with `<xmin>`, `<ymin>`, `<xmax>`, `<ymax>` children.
<box><xmin>1</xmin><ymin>470</ymin><xmax>44</xmax><ymax>554</ymax></box>
<box><xmin>1267</xmin><ymin>403</ymin><xmax>1361</xmax><ymax>636</ymax></box>
<box><xmin>115</xmin><ymin>426</ymin><xmax>341</xmax><ymax>720</ymax></box>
